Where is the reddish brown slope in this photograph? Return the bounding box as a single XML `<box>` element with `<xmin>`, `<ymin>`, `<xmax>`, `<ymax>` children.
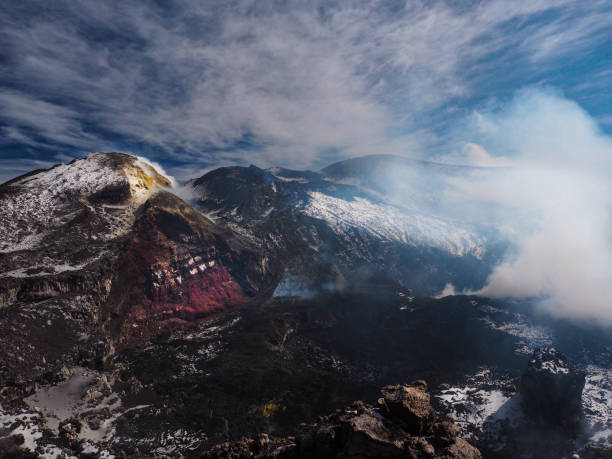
<box><xmin>107</xmin><ymin>191</ymin><xmax>268</xmax><ymax>348</ymax></box>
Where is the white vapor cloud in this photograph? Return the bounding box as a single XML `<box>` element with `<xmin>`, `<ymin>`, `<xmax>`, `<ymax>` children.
<box><xmin>449</xmin><ymin>89</ymin><xmax>612</xmax><ymax>324</ymax></box>
<box><xmin>438</xmin><ymin>142</ymin><xmax>513</xmax><ymax>167</ymax></box>
<box><xmin>134</xmin><ymin>156</ymin><xmax>177</xmax><ymax>188</ymax></box>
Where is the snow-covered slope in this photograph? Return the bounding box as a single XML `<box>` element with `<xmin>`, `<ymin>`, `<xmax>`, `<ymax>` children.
<box><xmin>191</xmin><ymin>156</ymin><xmax>497</xmax><ymax>295</ymax></box>
<box><xmin>1</xmin><ymin>154</ymin><xmax>121</xmax><ymax>253</ymax></box>
<box><xmin>0</xmin><ymin>152</ymin><xmax>170</xmax><ymax>255</ymax></box>
<box><xmin>303</xmin><ymin>191</ymin><xmax>485</xmax><ymax>257</ymax></box>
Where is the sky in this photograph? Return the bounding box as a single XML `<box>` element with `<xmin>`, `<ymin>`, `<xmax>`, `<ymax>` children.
<box><xmin>1</xmin><ymin>0</ymin><xmax>612</xmax><ymax>183</ymax></box>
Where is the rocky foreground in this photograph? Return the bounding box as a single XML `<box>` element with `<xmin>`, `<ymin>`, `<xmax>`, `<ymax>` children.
<box><xmin>203</xmin><ymin>381</ymin><xmax>481</xmax><ymax>458</ymax></box>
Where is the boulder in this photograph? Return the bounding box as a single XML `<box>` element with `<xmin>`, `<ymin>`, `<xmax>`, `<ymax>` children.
<box><xmin>57</xmin><ymin>417</ymin><xmax>82</xmax><ymax>449</ymax></box>
<box><xmin>0</xmin><ymin>433</ymin><xmax>39</xmax><ymax>458</ymax></box>
<box><xmin>520</xmin><ymin>347</ymin><xmax>586</xmax><ymax>435</ymax></box>
<box><xmin>379</xmin><ymin>380</ymin><xmax>435</xmax><ymax>434</ymax></box>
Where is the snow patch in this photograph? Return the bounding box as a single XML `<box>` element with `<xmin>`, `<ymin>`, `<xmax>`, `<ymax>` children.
<box><xmin>0</xmin><ymin>408</ymin><xmax>43</xmax><ymax>451</ymax></box>
<box><xmin>0</xmin><ymin>404</ymin><xmax>82</xmax><ymax>457</ymax></box>
<box><xmin>25</xmin><ymin>367</ymin><xmax>122</xmax><ymax>443</ymax></box>
<box><xmin>0</xmin><ymin>255</ymin><xmax>107</xmax><ymax>278</ymax></box>
<box><xmin>582</xmin><ymin>365</ymin><xmax>612</xmax><ymax>446</ymax></box>
<box><xmin>436</xmin><ymin>375</ymin><xmax>521</xmax><ymax>437</ymax></box>
<box><xmin>481</xmin><ymin>317</ymin><xmax>552</xmax><ymax>355</ymax></box>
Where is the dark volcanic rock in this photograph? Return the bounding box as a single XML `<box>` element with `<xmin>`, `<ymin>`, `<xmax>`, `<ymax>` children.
<box><xmin>520</xmin><ymin>347</ymin><xmax>586</xmax><ymax>434</ymax></box>
<box><xmin>0</xmin><ymin>431</ymin><xmax>41</xmax><ymax>458</ymax></box>
<box><xmin>202</xmin><ymin>382</ymin><xmax>481</xmax><ymax>458</ymax></box>
<box><xmin>379</xmin><ymin>381</ymin><xmax>435</xmax><ymax>435</ymax></box>
<box><xmin>57</xmin><ymin>417</ymin><xmax>82</xmax><ymax>449</ymax></box>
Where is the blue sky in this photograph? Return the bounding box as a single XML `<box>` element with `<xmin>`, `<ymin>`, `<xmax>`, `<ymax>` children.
<box><xmin>1</xmin><ymin>0</ymin><xmax>611</xmax><ymax>183</ymax></box>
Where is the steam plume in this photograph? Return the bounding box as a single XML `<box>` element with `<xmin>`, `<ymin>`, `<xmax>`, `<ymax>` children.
<box><xmin>449</xmin><ymin>89</ymin><xmax>612</xmax><ymax>324</ymax></box>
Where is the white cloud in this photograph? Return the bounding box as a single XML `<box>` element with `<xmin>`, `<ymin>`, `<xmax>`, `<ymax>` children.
<box><xmin>134</xmin><ymin>156</ymin><xmax>177</xmax><ymax>187</ymax></box>
<box><xmin>450</xmin><ymin>89</ymin><xmax>612</xmax><ymax>324</ymax></box>
<box><xmin>0</xmin><ymin>92</ymin><xmax>104</xmax><ymax>149</ymax></box>
<box><xmin>437</xmin><ymin>142</ymin><xmax>513</xmax><ymax>167</ymax></box>
<box><xmin>463</xmin><ymin>143</ymin><xmax>513</xmax><ymax>167</ymax></box>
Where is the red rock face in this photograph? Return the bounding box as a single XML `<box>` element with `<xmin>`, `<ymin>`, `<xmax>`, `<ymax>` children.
<box><xmin>107</xmin><ymin>192</ymin><xmax>256</xmax><ymax>347</ymax></box>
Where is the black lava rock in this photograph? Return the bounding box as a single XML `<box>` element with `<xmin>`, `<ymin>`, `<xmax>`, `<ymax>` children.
<box><xmin>520</xmin><ymin>347</ymin><xmax>586</xmax><ymax>435</ymax></box>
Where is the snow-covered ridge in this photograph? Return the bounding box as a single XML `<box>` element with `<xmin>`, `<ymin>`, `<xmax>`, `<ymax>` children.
<box><xmin>0</xmin><ymin>152</ymin><xmax>172</xmax><ymax>255</ymax></box>
<box><xmin>302</xmin><ymin>191</ymin><xmax>485</xmax><ymax>257</ymax></box>
<box><xmin>0</xmin><ymin>154</ymin><xmax>122</xmax><ymax>253</ymax></box>
<box><xmin>10</xmin><ymin>153</ymin><xmax>123</xmax><ymax>193</ymax></box>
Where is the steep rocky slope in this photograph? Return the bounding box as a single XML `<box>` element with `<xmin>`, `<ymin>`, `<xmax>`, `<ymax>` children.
<box><xmin>520</xmin><ymin>347</ymin><xmax>586</xmax><ymax>435</ymax></box>
<box><xmin>106</xmin><ymin>191</ymin><xmax>273</xmax><ymax>348</ymax></box>
<box><xmin>0</xmin><ymin>153</ymin><xmax>169</xmax><ymax>384</ymax></box>
<box><xmin>0</xmin><ymin>289</ymin><xmax>609</xmax><ymax>457</ymax></box>
<box><xmin>0</xmin><ymin>153</ymin><xmax>271</xmax><ymax>384</ymax></box>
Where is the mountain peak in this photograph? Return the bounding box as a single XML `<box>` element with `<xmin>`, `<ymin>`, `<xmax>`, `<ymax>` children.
<box><xmin>0</xmin><ymin>152</ymin><xmax>172</xmax><ymax>255</ymax></box>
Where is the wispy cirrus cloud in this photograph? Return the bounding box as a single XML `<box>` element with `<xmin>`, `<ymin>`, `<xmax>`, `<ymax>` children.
<box><xmin>1</xmin><ymin>0</ymin><xmax>611</xmax><ymax>181</ymax></box>
<box><xmin>0</xmin><ymin>92</ymin><xmax>101</xmax><ymax>148</ymax></box>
